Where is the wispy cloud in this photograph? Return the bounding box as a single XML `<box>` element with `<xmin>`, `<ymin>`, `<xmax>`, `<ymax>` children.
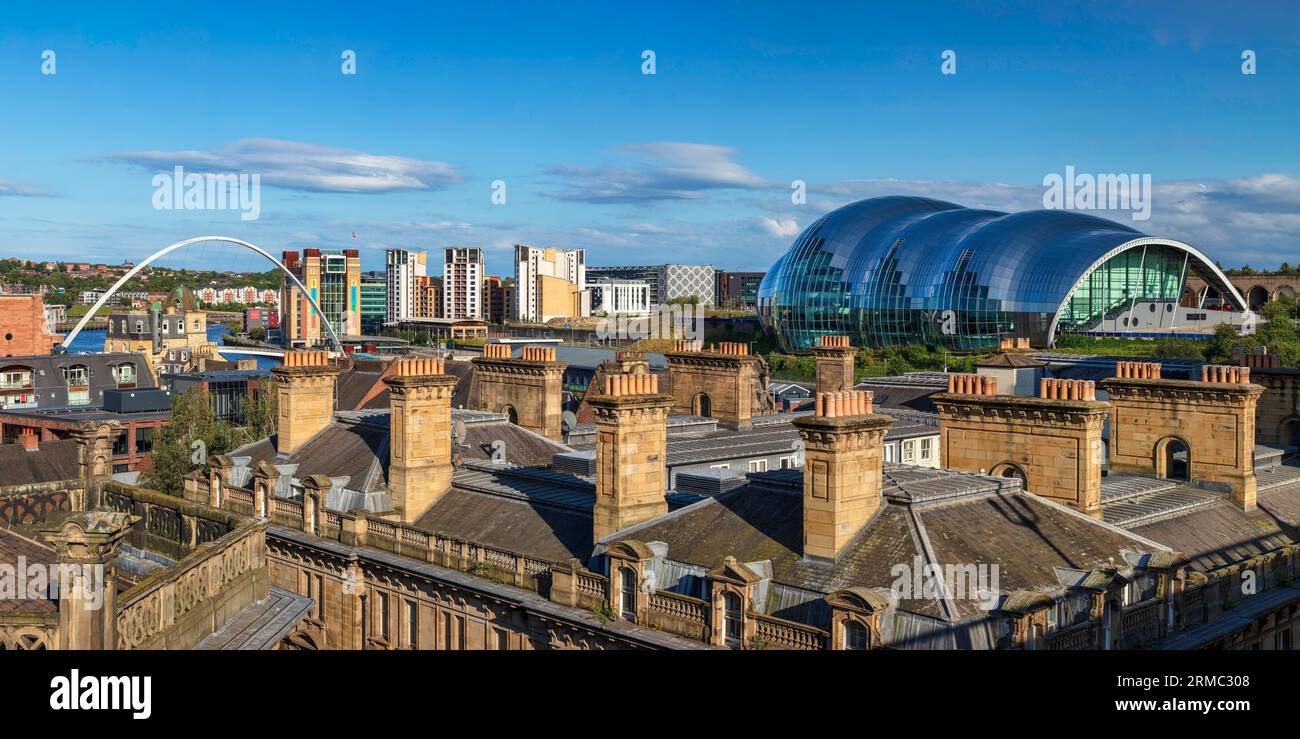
<box><xmin>0</xmin><ymin>179</ymin><xmax>53</xmax><ymax>197</ymax></box>
<box><xmin>544</xmin><ymin>142</ymin><xmax>771</xmax><ymax>203</ymax></box>
<box><xmin>97</xmin><ymin>138</ymin><xmax>462</xmax><ymax>193</ymax></box>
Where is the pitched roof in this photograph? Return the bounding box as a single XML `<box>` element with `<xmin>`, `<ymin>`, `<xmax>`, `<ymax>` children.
<box><xmin>1126</xmin><ymin>477</ymin><xmax>1300</xmax><ymax>573</ymax></box>
<box><xmin>605</xmin><ymin>465</ymin><xmax>1164</xmax><ymax>622</ymax></box>
<box><xmin>0</xmin><ymin>439</ymin><xmax>81</xmax><ymax>488</ymax></box>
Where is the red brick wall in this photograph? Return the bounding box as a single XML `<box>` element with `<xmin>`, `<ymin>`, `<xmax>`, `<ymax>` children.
<box><xmin>0</xmin><ymin>295</ymin><xmax>57</xmax><ymax>356</ymax></box>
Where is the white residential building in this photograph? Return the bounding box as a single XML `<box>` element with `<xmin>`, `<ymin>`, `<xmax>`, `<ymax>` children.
<box><xmin>443</xmin><ymin>247</ymin><xmax>485</xmax><ymax>320</ymax></box>
<box><xmin>385</xmin><ymin>249</ymin><xmax>428</xmax><ymax>323</ymax></box>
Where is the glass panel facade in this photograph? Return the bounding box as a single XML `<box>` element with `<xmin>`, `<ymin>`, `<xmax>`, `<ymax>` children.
<box><xmin>1058</xmin><ymin>245</ymin><xmax>1188</xmax><ymax>331</ymax></box>
<box><xmin>757</xmin><ymin>197</ymin><xmax>1235</xmax><ymax>352</ymax></box>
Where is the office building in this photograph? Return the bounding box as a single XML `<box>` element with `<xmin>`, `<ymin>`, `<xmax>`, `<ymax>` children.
<box><xmin>588</xmin><ymin>279</ymin><xmax>652</xmax><ymax>316</ymax></box>
<box><xmin>585</xmin><ymin>264</ymin><xmax>716</xmax><ymax>308</ymax></box>
<box><xmin>360</xmin><ymin>271</ymin><xmax>387</xmax><ymax>333</ymax></box>
<box><xmin>716</xmin><ymin>271</ymin><xmax>765</xmax><ymax>308</ymax></box>
<box><xmin>280</xmin><ymin>248</ymin><xmax>361</xmax><ymax>346</ymax></box>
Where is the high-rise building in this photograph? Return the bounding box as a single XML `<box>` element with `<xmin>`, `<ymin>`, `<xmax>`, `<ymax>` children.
<box><xmin>514</xmin><ymin>244</ymin><xmax>586</xmax><ymax>323</ymax></box>
<box><xmin>482</xmin><ymin>275</ymin><xmax>512</xmax><ymax>324</ymax></box>
<box><xmin>360</xmin><ymin>271</ymin><xmax>387</xmax><ymax>334</ymax></box>
<box><xmin>280</xmin><ymin>248</ymin><xmax>361</xmax><ymax>347</ymax></box>
<box><xmin>585</xmin><ymin>264</ymin><xmax>716</xmax><ymax>308</ymax></box>
<box><xmin>385</xmin><ymin>249</ymin><xmax>428</xmax><ymax>323</ymax></box>
<box><xmin>443</xmin><ymin>247</ymin><xmax>485</xmax><ymax>320</ymax></box>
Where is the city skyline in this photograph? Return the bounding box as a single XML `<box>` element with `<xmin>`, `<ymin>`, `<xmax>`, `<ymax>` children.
<box><xmin>1</xmin><ymin>1</ymin><xmax>1297</xmax><ymax>273</ymax></box>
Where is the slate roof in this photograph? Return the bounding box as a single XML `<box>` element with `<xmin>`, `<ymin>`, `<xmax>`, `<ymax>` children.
<box><xmin>0</xmin><ymin>529</ymin><xmax>56</xmax><ymax>616</ymax></box>
<box><xmin>1127</xmin><ymin>479</ymin><xmax>1300</xmax><ymax>573</ymax></box>
<box><xmin>0</xmin><ymin>352</ymin><xmax>156</xmax><ymax>410</ymax></box>
<box><xmin>568</xmin><ymin>411</ymin><xmax>937</xmax><ymax>467</ymax></box>
<box><xmin>605</xmin><ymin>464</ymin><xmax>1165</xmax><ymax>623</ymax></box>
<box><xmin>414</xmin><ymin>466</ymin><xmax>596</xmax><ymax>563</ymax></box>
<box><xmin>0</xmin><ymin>439</ymin><xmax>81</xmax><ymax>488</ymax></box>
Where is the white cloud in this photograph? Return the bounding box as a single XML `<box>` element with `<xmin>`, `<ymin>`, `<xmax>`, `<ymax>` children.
<box><xmin>757</xmin><ymin>216</ymin><xmax>801</xmax><ymax>238</ymax></box>
<box><xmin>98</xmin><ymin>138</ymin><xmax>462</xmax><ymax>193</ymax></box>
<box><xmin>544</xmin><ymin>142</ymin><xmax>771</xmax><ymax>203</ymax></box>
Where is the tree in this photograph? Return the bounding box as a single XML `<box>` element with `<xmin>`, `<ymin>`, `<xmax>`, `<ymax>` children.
<box><xmin>141</xmin><ymin>388</ymin><xmax>240</xmax><ymax>496</ymax></box>
<box><xmin>1204</xmin><ymin>322</ymin><xmax>1244</xmax><ymax>364</ymax></box>
<box><xmin>239</xmin><ymin>380</ymin><xmax>278</xmax><ymax>442</ymax></box>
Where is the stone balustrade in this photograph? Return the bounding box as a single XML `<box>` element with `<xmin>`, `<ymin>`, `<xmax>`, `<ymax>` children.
<box><xmin>645</xmin><ymin>590</ymin><xmax>710</xmax><ymax>641</ymax></box>
<box><xmin>753</xmin><ymin>612</ymin><xmax>827</xmax><ymax>650</ymax></box>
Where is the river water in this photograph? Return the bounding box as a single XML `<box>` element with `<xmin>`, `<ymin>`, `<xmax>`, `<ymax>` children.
<box><xmin>63</xmin><ymin>324</ymin><xmax>282</xmax><ymax>371</ymax></box>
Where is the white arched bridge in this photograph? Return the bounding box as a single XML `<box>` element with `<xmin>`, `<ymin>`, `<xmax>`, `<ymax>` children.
<box><xmin>60</xmin><ymin>236</ymin><xmax>342</xmax><ymax>353</ymax></box>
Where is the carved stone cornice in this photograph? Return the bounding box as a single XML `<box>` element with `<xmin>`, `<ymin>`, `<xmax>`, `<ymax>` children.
<box><xmin>383</xmin><ymin>374</ymin><xmax>457</xmax><ymax>396</ymax></box>
<box><xmin>933</xmin><ymin>393</ymin><xmax>1110</xmax><ymax>427</ymax></box>
<box><xmin>1098</xmin><ymin>378</ymin><xmax>1263</xmax><ymax>405</ymax></box>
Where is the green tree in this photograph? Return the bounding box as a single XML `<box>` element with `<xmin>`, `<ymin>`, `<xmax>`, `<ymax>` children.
<box><xmin>239</xmin><ymin>380</ymin><xmax>278</xmax><ymax>442</ymax></box>
<box><xmin>1204</xmin><ymin>322</ymin><xmax>1244</xmax><ymax>364</ymax></box>
<box><xmin>141</xmin><ymin>388</ymin><xmax>240</xmax><ymax>496</ymax></box>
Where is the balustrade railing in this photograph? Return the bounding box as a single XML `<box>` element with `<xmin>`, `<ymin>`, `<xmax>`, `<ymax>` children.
<box><xmin>753</xmin><ymin>613</ymin><xmax>826</xmax><ymax>650</ymax></box>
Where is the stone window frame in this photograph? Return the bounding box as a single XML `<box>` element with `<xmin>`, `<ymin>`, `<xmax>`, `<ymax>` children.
<box><xmin>826</xmin><ymin>587</ymin><xmax>890</xmax><ymax>651</ymax></box>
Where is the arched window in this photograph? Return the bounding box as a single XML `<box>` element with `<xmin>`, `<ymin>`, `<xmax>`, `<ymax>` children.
<box><xmin>693</xmin><ymin>393</ymin><xmax>712</xmax><ymax>418</ymax></box>
<box><xmin>1160</xmin><ymin>437</ymin><xmax>1190</xmax><ymax>480</ymax></box>
<box><xmin>843</xmin><ymin>620</ymin><xmax>868</xmax><ymax>650</ymax></box>
<box><xmin>619</xmin><ymin>567</ymin><xmax>636</xmax><ymax>620</ymax></box>
<box><xmin>722</xmin><ymin>591</ymin><xmax>743</xmax><ymax>644</ymax></box>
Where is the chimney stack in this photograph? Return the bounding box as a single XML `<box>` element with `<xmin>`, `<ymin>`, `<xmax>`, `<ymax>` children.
<box><xmin>18</xmin><ymin>428</ymin><xmax>39</xmax><ymax>451</ymax></box>
<box><xmin>271</xmin><ymin>350</ymin><xmax>338</xmax><ymax>455</ymax></box>
<box><xmin>813</xmin><ymin>335</ymin><xmax>858</xmax><ymax>394</ymax></box>
<box><xmin>792</xmin><ymin>390</ymin><xmax>893</xmax><ymax>561</ymax></box>
<box><xmin>383</xmin><ymin>356</ymin><xmax>457</xmax><ymax>522</ymax></box>
<box><xmin>1101</xmin><ymin>362</ymin><xmax>1263</xmax><ymax>511</ymax></box>
<box><xmin>936</xmin><ymin>373</ymin><xmax>1109</xmax><ymax>516</ymax></box>
<box><xmin>589</xmin><ymin>372</ymin><xmax>673</xmax><ymax>544</ymax></box>
<box><xmin>665</xmin><ymin>340</ymin><xmax>770</xmax><ymax>429</ymax></box>
<box><xmin>472</xmin><ymin>344</ymin><xmax>568</xmax><ymax>440</ymax></box>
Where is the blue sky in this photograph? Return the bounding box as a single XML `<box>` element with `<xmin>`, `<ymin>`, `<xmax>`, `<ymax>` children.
<box><xmin>1</xmin><ymin>0</ymin><xmax>1297</xmax><ymax>274</ymax></box>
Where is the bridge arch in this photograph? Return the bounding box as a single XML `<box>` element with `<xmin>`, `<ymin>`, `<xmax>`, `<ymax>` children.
<box><xmin>60</xmin><ymin>236</ymin><xmax>341</xmax><ymax>351</ymax></box>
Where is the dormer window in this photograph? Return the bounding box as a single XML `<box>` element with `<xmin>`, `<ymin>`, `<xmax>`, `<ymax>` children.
<box><xmin>114</xmin><ymin>363</ymin><xmax>135</xmax><ymax>386</ymax></box>
<box><xmin>722</xmin><ymin>591</ymin><xmax>743</xmax><ymax>645</ymax></box>
<box><xmin>843</xmin><ymin>620</ymin><xmax>868</xmax><ymax>650</ymax></box>
<box><xmin>619</xmin><ymin>567</ymin><xmax>636</xmax><ymax>620</ymax></box>
<box><xmin>63</xmin><ymin>364</ymin><xmax>90</xmax><ymax>405</ymax></box>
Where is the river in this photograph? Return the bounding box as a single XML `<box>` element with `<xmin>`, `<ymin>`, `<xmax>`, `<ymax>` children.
<box><xmin>63</xmin><ymin>324</ymin><xmax>282</xmax><ymax>371</ymax></box>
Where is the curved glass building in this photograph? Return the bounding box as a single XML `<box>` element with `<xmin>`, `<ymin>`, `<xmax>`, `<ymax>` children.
<box><xmin>757</xmin><ymin>196</ymin><xmax>1245</xmax><ymax>352</ymax></box>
